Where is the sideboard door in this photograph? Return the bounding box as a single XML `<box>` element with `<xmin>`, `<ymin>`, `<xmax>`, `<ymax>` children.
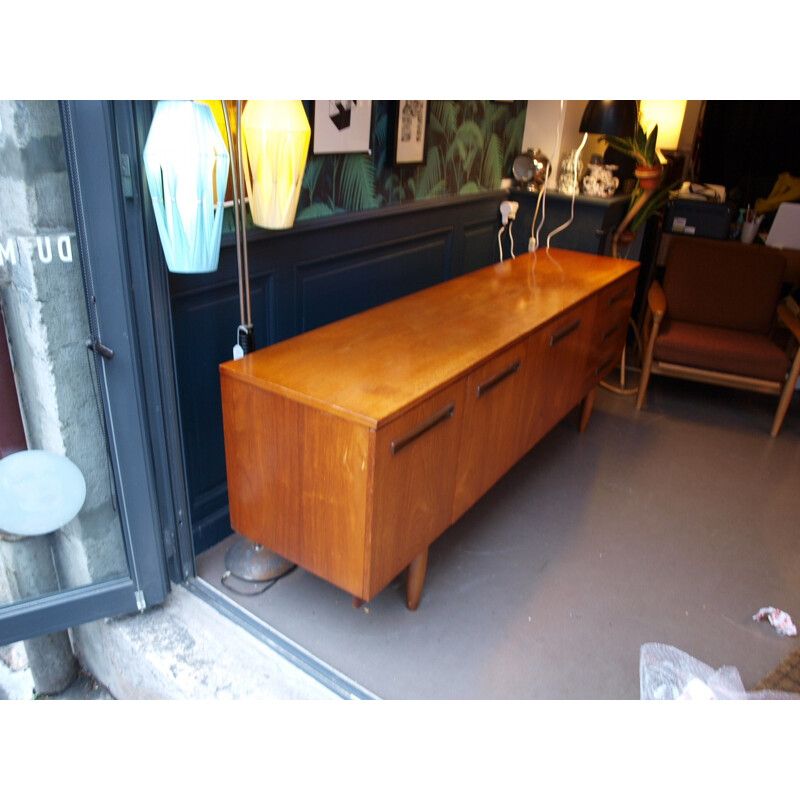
<box><xmin>367</xmin><ymin>382</ymin><xmax>466</xmax><ymax>600</ymax></box>
<box><xmin>519</xmin><ymin>303</ymin><xmax>596</xmax><ymax>451</ymax></box>
<box><xmin>452</xmin><ymin>341</ymin><xmax>529</xmax><ymax>521</ymax></box>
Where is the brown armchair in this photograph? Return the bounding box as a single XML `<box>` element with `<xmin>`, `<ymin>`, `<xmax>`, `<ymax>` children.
<box><xmin>637</xmin><ymin>236</ymin><xmax>800</xmax><ymax>436</ymax></box>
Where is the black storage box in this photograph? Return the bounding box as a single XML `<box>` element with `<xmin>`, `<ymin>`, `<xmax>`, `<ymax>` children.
<box><xmin>663</xmin><ymin>199</ymin><xmax>735</xmax><ymax>240</ymax></box>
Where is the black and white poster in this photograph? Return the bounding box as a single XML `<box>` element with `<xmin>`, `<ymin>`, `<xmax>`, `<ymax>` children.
<box><xmin>313</xmin><ymin>101</ymin><xmax>373</xmax><ymax>154</ymax></box>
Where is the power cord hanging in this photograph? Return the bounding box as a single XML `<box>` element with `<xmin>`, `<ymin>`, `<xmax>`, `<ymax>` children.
<box><xmin>221</xmin><ymin>564</ymin><xmax>297</xmax><ymax>596</ymax></box>
<box><xmin>531</xmin><ymin>100</ymin><xmax>567</xmax><ymax>253</ymax></box>
<box><xmin>546</xmin><ymin>131</ymin><xmax>588</xmax><ymax>250</ymax></box>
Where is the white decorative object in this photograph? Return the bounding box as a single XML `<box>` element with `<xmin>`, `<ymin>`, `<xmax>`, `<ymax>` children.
<box><xmin>0</xmin><ymin>450</ymin><xmax>86</xmax><ymax>536</ymax></box>
<box><xmin>557</xmin><ymin>149</ymin><xmax>583</xmax><ymax>195</ymax></box>
<box><xmin>582</xmin><ymin>162</ymin><xmax>619</xmax><ymax>197</ymax></box>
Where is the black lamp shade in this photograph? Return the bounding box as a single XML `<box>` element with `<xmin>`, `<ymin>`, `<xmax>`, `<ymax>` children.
<box><xmin>580</xmin><ymin>101</ymin><xmax>638</xmax><ymax>137</ymax></box>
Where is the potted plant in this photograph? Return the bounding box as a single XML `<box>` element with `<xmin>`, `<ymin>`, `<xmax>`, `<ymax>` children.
<box><xmin>602</xmin><ymin>121</ymin><xmax>663</xmax><ymax>190</ymax></box>
<box><xmin>599</xmin><ymin>119</ymin><xmax>678</xmax><ymax>253</ymax></box>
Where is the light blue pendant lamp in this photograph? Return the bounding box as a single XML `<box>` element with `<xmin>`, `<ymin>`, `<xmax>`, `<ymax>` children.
<box><xmin>143</xmin><ymin>100</ymin><xmax>231</xmax><ymax>273</ymax></box>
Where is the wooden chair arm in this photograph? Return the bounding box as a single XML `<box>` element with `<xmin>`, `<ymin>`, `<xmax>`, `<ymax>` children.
<box><xmin>777</xmin><ymin>302</ymin><xmax>800</xmax><ymax>342</ymax></box>
<box><xmin>647</xmin><ymin>280</ymin><xmax>667</xmax><ymax>322</ymax></box>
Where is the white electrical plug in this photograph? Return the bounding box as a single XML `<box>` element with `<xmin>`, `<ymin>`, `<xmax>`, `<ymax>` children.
<box><xmin>500</xmin><ymin>200</ymin><xmax>519</xmax><ymax>225</ymax></box>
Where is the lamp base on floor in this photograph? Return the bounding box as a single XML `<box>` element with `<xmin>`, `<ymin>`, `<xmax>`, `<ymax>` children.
<box><xmin>224</xmin><ymin>534</ymin><xmax>294</xmax><ymax>582</ymax></box>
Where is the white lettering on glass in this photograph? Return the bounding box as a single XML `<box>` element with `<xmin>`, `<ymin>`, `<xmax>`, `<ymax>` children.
<box><xmin>57</xmin><ymin>235</ymin><xmax>73</xmax><ymax>263</ymax></box>
<box><xmin>0</xmin><ymin>235</ymin><xmax>75</xmax><ymax>266</ymax></box>
<box><xmin>0</xmin><ymin>238</ymin><xmax>17</xmax><ymax>267</ymax></box>
<box><xmin>36</xmin><ymin>236</ymin><xmax>53</xmax><ymax>263</ymax></box>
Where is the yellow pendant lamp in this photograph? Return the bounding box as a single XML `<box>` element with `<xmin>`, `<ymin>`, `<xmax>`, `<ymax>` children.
<box><xmin>240</xmin><ymin>100</ymin><xmax>311</xmax><ymax>229</ymax></box>
<box><xmin>218</xmin><ymin>101</ymin><xmax>311</xmax><ymax>589</ymax></box>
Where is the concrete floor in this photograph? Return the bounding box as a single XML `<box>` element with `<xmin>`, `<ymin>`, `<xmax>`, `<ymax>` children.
<box><xmin>196</xmin><ymin>376</ymin><xmax>800</xmax><ymax>699</ymax></box>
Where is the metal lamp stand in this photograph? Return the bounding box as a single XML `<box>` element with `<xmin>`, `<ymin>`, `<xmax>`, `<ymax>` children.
<box><xmin>600</xmin><ymin>183</ymin><xmax>657</xmax><ymax>397</ymax></box>
<box><xmin>219</xmin><ymin>101</ymin><xmax>294</xmax><ymax>591</ymax></box>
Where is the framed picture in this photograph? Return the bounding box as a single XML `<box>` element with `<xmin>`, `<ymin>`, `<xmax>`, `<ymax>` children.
<box><xmin>393</xmin><ymin>101</ymin><xmax>430</xmax><ymax>166</ymax></box>
<box><xmin>313</xmin><ymin>101</ymin><xmax>373</xmax><ymax>154</ymax></box>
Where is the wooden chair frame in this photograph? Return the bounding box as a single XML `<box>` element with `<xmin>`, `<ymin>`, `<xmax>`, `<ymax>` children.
<box><xmin>637</xmin><ymin>281</ymin><xmax>800</xmax><ymax>436</ymax></box>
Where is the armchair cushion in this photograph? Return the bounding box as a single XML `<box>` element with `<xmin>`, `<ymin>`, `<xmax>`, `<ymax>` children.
<box><xmin>653</xmin><ymin>319</ymin><xmax>790</xmax><ymax>382</ymax></box>
<box><xmin>662</xmin><ymin>237</ymin><xmax>786</xmax><ymax>334</ymax></box>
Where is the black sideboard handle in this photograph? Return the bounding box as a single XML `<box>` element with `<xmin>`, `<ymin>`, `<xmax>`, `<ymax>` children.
<box><xmin>476</xmin><ymin>359</ymin><xmax>521</xmax><ymax>398</ymax></box>
<box><xmin>550</xmin><ymin>318</ymin><xmax>581</xmax><ymax>347</ymax></box>
<box><xmin>391</xmin><ymin>402</ymin><xmax>455</xmax><ymax>456</ymax></box>
<box><xmin>608</xmin><ymin>287</ymin><xmax>629</xmax><ymax>307</ymax></box>
<box><xmin>601</xmin><ymin>322</ymin><xmax>622</xmax><ymax>343</ymax></box>
<box><xmin>596</xmin><ymin>355</ymin><xmax>617</xmax><ymax>376</ymax></box>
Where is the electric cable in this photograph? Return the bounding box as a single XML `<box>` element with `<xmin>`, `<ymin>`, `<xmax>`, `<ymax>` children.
<box><xmin>497</xmin><ymin>225</ymin><xmax>506</xmax><ymax>262</ymax></box>
<box><xmin>546</xmin><ymin>131</ymin><xmax>588</xmax><ymax>250</ymax></box>
<box><xmin>221</xmin><ymin>564</ymin><xmax>297</xmax><ymax>596</ymax></box>
<box><xmin>531</xmin><ymin>100</ymin><xmax>567</xmax><ymax>252</ymax></box>
<box><xmin>532</xmin><ymin>166</ymin><xmax>549</xmax><ymax>252</ymax></box>
<box><xmin>509</xmin><ymin>219</ymin><xmax>515</xmax><ymax>258</ymax></box>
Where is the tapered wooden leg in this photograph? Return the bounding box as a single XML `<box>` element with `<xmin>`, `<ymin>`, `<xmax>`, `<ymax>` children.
<box><xmin>637</xmin><ymin>317</ymin><xmax>660</xmax><ymax>410</ymax></box>
<box><xmin>352</xmin><ymin>596</ymin><xmax>364</xmax><ymax>609</ymax></box>
<box><xmin>579</xmin><ymin>387</ymin><xmax>596</xmax><ymax>433</ymax></box>
<box><xmin>772</xmin><ymin>355</ymin><xmax>800</xmax><ymax>436</ymax></box>
<box><xmin>406</xmin><ymin>547</ymin><xmax>429</xmax><ymax>611</ymax></box>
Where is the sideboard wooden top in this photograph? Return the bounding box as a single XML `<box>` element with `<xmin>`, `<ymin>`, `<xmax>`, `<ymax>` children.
<box><xmin>220</xmin><ymin>248</ymin><xmax>639</xmax><ymax>428</ymax></box>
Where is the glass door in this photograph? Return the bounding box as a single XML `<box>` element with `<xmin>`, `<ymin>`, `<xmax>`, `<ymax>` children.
<box><xmin>0</xmin><ymin>101</ymin><xmax>169</xmax><ymax>646</ymax></box>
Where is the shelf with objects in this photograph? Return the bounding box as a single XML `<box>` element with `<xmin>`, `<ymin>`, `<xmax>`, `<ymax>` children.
<box><xmin>503</xmin><ymin>188</ymin><xmax>632</xmax><ymax>259</ymax></box>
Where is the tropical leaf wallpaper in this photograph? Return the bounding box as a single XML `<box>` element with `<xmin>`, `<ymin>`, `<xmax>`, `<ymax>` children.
<box><xmin>295</xmin><ymin>101</ymin><xmax>527</xmax><ymax>221</ymax></box>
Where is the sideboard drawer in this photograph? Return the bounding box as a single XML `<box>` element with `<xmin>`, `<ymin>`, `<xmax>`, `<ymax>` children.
<box><xmin>587</xmin><ymin>272</ymin><xmax>637</xmax><ymax>382</ymax></box>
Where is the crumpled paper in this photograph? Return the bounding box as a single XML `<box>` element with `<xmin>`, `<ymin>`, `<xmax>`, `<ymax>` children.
<box><xmin>753</xmin><ymin>606</ymin><xmax>797</xmax><ymax>637</ymax></box>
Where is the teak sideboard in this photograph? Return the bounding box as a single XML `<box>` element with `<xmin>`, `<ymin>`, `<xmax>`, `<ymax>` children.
<box><xmin>220</xmin><ymin>248</ymin><xmax>639</xmax><ymax>610</ymax></box>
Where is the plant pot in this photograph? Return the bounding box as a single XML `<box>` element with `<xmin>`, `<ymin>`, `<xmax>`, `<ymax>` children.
<box><xmin>634</xmin><ymin>165</ymin><xmax>662</xmax><ymax>191</ymax></box>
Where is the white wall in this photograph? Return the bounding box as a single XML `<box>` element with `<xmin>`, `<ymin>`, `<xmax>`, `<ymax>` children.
<box><xmin>521</xmin><ymin>101</ymin><xmax>610</xmax><ymax>190</ymax></box>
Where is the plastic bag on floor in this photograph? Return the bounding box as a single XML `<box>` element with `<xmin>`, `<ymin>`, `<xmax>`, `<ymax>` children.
<box><xmin>640</xmin><ymin>642</ymin><xmax>798</xmax><ymax>700</ymax></box>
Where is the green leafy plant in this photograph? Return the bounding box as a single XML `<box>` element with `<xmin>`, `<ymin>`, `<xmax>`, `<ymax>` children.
<box><xmin>603</xmin><ymin>121</ymin><xmax>660</xmax><ymax>168</ymax></box>
<box><xmin>626</xmin><ymin>179</ymin><xmax>680</xmax><ymax>234</ymax></box>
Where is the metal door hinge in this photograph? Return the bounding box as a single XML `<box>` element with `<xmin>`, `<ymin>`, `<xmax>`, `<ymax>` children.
<box><xmin>135</xmin><ymin>589</ymin><xmax>146</xmax><ymax>611</ymax></box>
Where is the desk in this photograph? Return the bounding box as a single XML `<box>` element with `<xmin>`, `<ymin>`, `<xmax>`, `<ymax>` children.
<box><xmin>220</xmin><ymin>249</ymin><xmax>639</xmax><ymax>609</ymax></box>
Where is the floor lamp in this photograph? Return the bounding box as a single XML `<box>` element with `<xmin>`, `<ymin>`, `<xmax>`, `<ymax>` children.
<box><xmin>579</xmin><ymin>101</ymin><xmax>647</xmax><ymax>396</ymax></box>
<box><xmin>219</xmin><ymin>100</ymin><xmax>312</xmax><ymax>591</ymax></box>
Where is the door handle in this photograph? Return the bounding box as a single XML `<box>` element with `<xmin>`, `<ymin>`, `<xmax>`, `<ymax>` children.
<box><xmin>86</xmin><ymin>337</ymin><xmax>114</xmax><ymax>360</ymax></box>
<box><xmin>391</xmin><ymin>402</ymin><xmax>455</xmax><ymax>456</ymax></box>
<box><xmin>550</xmin><ymin>318</ymin><xmax>580</xmax><ymax>347</ymax></box>
<box><xmin>596</xmin><ymin>355</ymin><xmax>617</xmax><ymax>376</ymax></box>
<box><xmin>476</xmin><ymin>359</ymin><xmax>521</xmax><ymax>398</ymax></box>
<box><xmin>607</xmin><ymin>287</ymin><xmax>630</xmax><ymax>307</ymax></box>
<box><xmin>601</xmin><ymin>322</ymin><xmax>622</xmax><ymax>343</ymax></box>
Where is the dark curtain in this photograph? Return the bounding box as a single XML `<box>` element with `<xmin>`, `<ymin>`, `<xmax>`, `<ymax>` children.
<box><xmin>696</xmin><ymin>100</ymin><xmax>800</xmax><ymax>209</ymax></box>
